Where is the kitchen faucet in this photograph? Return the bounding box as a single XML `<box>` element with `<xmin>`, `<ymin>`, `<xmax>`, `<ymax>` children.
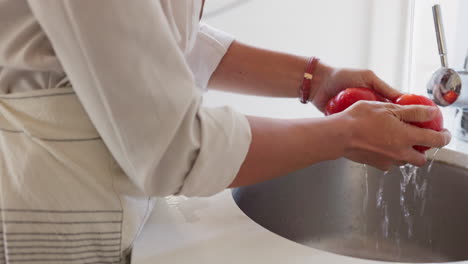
<box><xmin>427</xmin><ymin>4</ymin><xmax>468</xmax><ymax>141</ymax></box>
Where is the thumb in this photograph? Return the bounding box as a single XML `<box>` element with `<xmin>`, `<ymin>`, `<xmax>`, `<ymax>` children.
<box><xmin>391</xmin><ymin>105</ymin><xmax>440</xmax><ymax>123</ymax></box>
<box><xmin>370</xmin><ymin>75</ymin><xmax>402</xmax><ymax>101</ymax></box>
<box><xmin>363</xmin><ymin>70</ymin><xmax>402</xmax><ymax>100</ymax></box>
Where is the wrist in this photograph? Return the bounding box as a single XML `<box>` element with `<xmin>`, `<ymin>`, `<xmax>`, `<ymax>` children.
<box><xmin>293</xmin><ymin>116</ymin><xmax>348</xmax><ymax>162</ymax></box>
<box><xmin>298</xmin><ymin>57</ymin><xmax>320</xmax><ymax>104</ymax></box>
<box><xmin>308</xmin><ymin>61</ymin><xmax>333</xmax><ymax>103</ymax></box>
<box><xmin>321</xmin><ymin>113</ymin><xmax>353</xmax><ymax>159</ymax></box>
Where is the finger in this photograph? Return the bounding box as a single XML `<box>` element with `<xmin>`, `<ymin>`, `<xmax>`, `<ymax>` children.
<box><xmin>374</xmin><ymin>161</ymin><xmax>393</xmax><ymax>172</ymax></box>
<box><xmin>401</xmin><ymin>149</ymin><xmax>427</xmax><ymax>167</ymax></box>
<box><xmin>411</xmin><ymin>128</ymin><xmax>451</xmax><ymax>148</ymax></box>
<box><xmin>363</xmin><ymin>153</ymin><xmax>394</xmax><ymax>171</ymax></box>
<box><xmin>394</xmin><ymin>160</ymin><xmax>407</xmax><ymax>167</ymax></box>
<box><xmin>365</xmin><ymin>70</ymin><xmax>402</xmax><ymax>100</ymax></box>
<box><xmin>390</xmin><ymin>104</ymin><xmax>440</xmax><ymax>123</ymax></box>
<box><xmin>346</xmin><ymin>151</ymin><xmax>393</xmax><ymax>171</ymax></box>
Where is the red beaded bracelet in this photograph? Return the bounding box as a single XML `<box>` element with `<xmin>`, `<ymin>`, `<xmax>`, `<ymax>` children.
<box><xmin>299</xmin><ymin>57</ymin><xmax>320</xmax><ymax>104</ymax></box>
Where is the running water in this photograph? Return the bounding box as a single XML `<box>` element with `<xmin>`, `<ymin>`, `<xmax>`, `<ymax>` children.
<box><xmin>363</xmin><ymin>165</ymin><xmax>369</xmax><ymax>213</ymax></box>
<box><xmin>427</xmin><ymin>148</ymin><xmax>441</xmax><ymax>174</ymax></box>
<box><xmin>396</xmin><ymin>148</ymin><xmax>441</xmax><ymax>238</ymax></box>
<box><xmin>396</xmin><ymin>235</ymin><xmax>402</xmax><ymax>261</ymax></box>
<box><xmin>363</xmin><ymin>165</ymin><xmax>369</xmax><ymax>237</ymax></box>
<box><xmin>366</xmin><ymin>148</ymin><xmax>440</xmax><ymax>252</ymax></box>
<box><xmin>376</xmin><ymin>178</ymin><xmax>384</xmax><ymax>209</ymax></box>
<box><xmin>399</xmin><ymin>164</ymin><xmax>419</xmax><ymax>238</ymax></box>
<box><xmin>382</xmin><ymin>204</ymin><xmax>389</xmax><ymax>238</ymax></box>
<box><xmin>376</xmin><ymin>171</ymin><xmax>389</xmax><ymax>239</ymax></box>
<box><xmin>419</xmin><ymin>148</ymin><xmax>440</xmax><ymax>216</ymax></box>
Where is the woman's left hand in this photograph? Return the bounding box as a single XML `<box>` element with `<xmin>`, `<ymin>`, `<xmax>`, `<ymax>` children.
<box><xmin>310</xmin><ymin>63</ymin><xmax>403</xmax><ymax>112</ymax></box>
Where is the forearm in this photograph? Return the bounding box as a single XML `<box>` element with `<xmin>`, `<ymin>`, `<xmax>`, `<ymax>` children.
<box><xmin>229</xmin><ymin>115</ymin><xmax>347</xmax><ymax>187</ymax></box>
<box><xmin>209</xmin><ymin>41</ymin><xmax>331</xmax><ymax>98</ymax></box>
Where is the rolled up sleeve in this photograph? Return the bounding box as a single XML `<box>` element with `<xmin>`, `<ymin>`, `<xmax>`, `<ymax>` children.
<box><xmin>186</xmin><ymin>23</ymin><xmax>235</xmax><ymax>90</ymax></box>
<box><xmin>27</xmin><ymin>0</ymin><xmax>251</xmax><ymax>197</ymax></box>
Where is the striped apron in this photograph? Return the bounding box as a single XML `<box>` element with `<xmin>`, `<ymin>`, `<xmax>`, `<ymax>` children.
<box><xmin>0</xmin><ymin>88</ymin><xmax>155</xmax><ymax>264</ymax></box>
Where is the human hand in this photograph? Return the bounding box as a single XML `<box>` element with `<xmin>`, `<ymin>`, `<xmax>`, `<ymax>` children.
<box><xmin>310</xmin><ymin>63</ymin><xmax>402</xmax><ymax>112</ymax></box>
<box><xmin>333</xmin><ymin>101</ymin><xmax>451</xmax><ymax>170</ymax></box>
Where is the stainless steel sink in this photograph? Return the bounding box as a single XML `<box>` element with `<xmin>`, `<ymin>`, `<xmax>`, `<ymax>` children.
<box><xmin>233</xmin><ymin>152</ymin><xmax>468</xmax><ymax>263</ymax></box>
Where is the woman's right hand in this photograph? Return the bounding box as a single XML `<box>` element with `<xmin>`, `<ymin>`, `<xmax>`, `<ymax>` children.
<box><xmin>333</xmin><ymin>101</ymin><xmax>451</xmax><ymax>171</ymax></box>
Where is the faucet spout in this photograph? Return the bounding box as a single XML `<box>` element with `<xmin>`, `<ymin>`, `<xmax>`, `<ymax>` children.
<box><xmin>427</xmin><ymin>68</ymin><xmax>468</xmax><ymax>107</ymax></box>
<box><xmin>427</xmin><ymin>4</ymin><xmax>468</xmax><ymax>142</ymax></box>
<box><xmin>427</xmin><ymin>4</ymin><xmax>468</xmax><ymax>107</ymax></box>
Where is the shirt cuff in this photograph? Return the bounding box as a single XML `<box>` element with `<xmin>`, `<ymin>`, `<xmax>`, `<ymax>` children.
<box><xmin>185</xmin><ymin>23</ymin><xmax>235</xmax><ymax>90</ymax></box>
<box><xmin>178</xmin><ymin>107</ymin><xmax>251</xmax><ymax>197</ymax></box>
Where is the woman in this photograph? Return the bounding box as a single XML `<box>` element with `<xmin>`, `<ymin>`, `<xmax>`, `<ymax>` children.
<box><xmin>0</xmin><ymin>1</ymin><xmax>450</xmax><ymax>263</ymax></box>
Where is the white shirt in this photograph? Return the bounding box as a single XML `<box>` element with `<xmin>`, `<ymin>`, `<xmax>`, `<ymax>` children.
<box><xmin>0</xmin><ymin>0</ymin><xmax>252</xmax><ymax>197</ymax></box>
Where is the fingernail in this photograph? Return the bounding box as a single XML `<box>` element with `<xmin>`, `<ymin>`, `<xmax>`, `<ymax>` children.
<box><xmin>427</xmin><ymin>106</ymin><xmax>438</xmax><ymax>117</ymax></box>
<box><xmin>444</xmin><ymin>129</ymin><xmax>452</xmax><ymax>145</ymax></box>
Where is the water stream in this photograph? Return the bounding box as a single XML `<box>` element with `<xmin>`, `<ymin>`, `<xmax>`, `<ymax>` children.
<box><xmin>427</xmin><ymin>148</ymin><xmax>441</xmax><ymax>174</ymax></box>
<box><xmin>363</xmin><ymin>165</ymin><xmax>369</xmax><ymax>213</ymax></box>
<box><xmin>363</xmin><ymin>165</ymin><xmax>369</xmax><ymax>236</ymax></box>
<box><xmin>364</xmin><ymin>147</ymin><xmax>441</xmax><ymax>255</ymax></box>
<box><xmin>399</xmin><ymin>164</ymin><xmax>418</xmax><ymax>238</ymax></box>
<box><xmin>376</xmin><ymin>171</ymin><xmax>389</xmax><ymax>238</ymax></box>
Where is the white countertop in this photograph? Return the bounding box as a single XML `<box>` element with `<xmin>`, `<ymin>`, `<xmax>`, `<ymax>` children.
<box><xmin>132</xmin><ymin>147</ymin><xmax>468</xmax><ymax>264</ymax></box>
<box><xmin>131</xmin><ymin>190</ymin><xmax>383</xmax><ymax>264</ymax></box>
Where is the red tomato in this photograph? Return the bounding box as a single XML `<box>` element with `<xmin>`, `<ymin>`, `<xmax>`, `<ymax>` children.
<box><xmin>325</xmin><ymin>88</ymin><xmax>388</xmax><ymax>115</ymax></box>
<box><xmin>393</xmin><ymin>94</ymin><xmax>444</xmax><ymax>152</ymax></box>
<box><xmin>443</xmin><ymin>91</ymin><xmax>459</xmax><ymax>104</ymax></box>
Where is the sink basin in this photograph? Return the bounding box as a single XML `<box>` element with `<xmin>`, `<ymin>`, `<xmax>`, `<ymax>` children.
<box><xmin>233</xmin><ymin>150</ymin><xmax>468</xmax><ymax>263</ymax></box>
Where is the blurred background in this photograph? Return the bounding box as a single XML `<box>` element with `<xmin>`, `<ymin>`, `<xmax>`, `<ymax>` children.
<box><xmin>202</xmin><ymin>0</ymin><xmax>468</xmax><ymax>121</ymax></box>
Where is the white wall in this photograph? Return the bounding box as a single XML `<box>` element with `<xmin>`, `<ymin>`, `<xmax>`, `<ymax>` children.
<box><xmin>453</xmin><ymin>0</ymin><xmax>468</xmax><ymax>70</ymax></box>
<box><xmin>368</xmin><ymin>0</ymin><xmax>413</xmax><ymax>91</ymax></box>
<box><xmin>201</xmin><ymin>0</ymin><xmax>375</xmax><ymax>118</ymax></box>
<box><xmin>203</xmin><ymin>0</ymin><xmax>374</xmax><ymax>68</ymax></box>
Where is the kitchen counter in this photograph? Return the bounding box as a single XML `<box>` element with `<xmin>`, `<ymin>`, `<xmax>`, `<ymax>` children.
<box><xmin>132</xmin><ymin>147</ymin><xmax>468</xmax><ymax>264</ymax></box>
<box><xmin>131</xmin><ymin>190</ymin><xmax>385</xmax><ymax>264</ymax></box>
